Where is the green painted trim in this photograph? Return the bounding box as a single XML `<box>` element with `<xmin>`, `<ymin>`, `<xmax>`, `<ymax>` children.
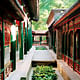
<box><xmin>27</xmin><ymin>24</ymin><xmax>29</xmax><ymax>51</ymax></box>
<box><xmin>17</xmin><ymin>31</ymin><xmax>18</xmax><ymax>51</ymax></box>
<box><xmin>53</xmin><ymin>32</ymin><xmax>56</xmax><ymax>52</ymax></box>
<box><xmin>30</xmin><ymin>26</ymin><xmax>32</xmax><ymax>48</ymax></box>
<box><xmin>10</xmin><ymin>41</ymin><xmax>16</xmax><ymax>71</ymax></box>
<box><xmin>20</xmin><ymin>22</ymin><xmax>23</xmax><ymax>60</ymax></box>
<box><xmin>27</xmin><ymin>24</ymin><xmax>31</xmax><ymax>51</ymax></box>
<box><xmin>27</xmin><ymin>27</ymin><xmax>29</xmax><ymax>51</ymax></box>
<box><xmin>24</xmin><ymin>26</ymin><xmax>27</xmax><ymax>54</ymax></box>
<box><xmin>4</xmin><ymin>45</ymin><xmax>9</xmax><ymax>48</ymax></box>
<box><xmin>27</xmin><ymin>23</ymin><xmax>32</xmax><ymax>51</ymax></box>
<box><xmin>40</xmin><ymin>36</ymin><xmax>42</xmax><ymax>45</ymax></box>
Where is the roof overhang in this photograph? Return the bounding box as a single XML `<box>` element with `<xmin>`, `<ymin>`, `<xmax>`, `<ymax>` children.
<box><xmin>0</xmin><ymin>0</ymin><xmax>25</xmax><ymax>21</ymax></box>
<box><xmin>23</xmin><ymin>0</ymin><xmax>39</xmax><ymax>21</ymax></box>
<box><xmin>46</xmin><ymin>10</ymin><xmax>54</xmax><ymax>28</ymax></box>
<box><xmin>54</xmin><ymin>0</ymin><xmax>80</xmax><ymax>27</ymax></box>
<box><xmin>46</xmin><ymin>9</ymin><xmax>66</xmax><ymax>28</ymax></box>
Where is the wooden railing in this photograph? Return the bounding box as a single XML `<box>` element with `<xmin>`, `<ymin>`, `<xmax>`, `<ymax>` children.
<box><xmin>74</xmin><ymin>62</ymin><xmax>80</xmax><ymax>75</ymax></box>
<box><xmin>62</xmin><ymin>54</ymin><xmax>64</xmax><ymax>60</ymax></box>
<box><xmin>62</xmin><ymin>54</ymin><xmax>80</xmax><ymax>75</ymax></box>
<box><xmin>0</xmin><ymin>61</ymin><xmax>13</xmax><ymax>80</ymax></box>
<box><xmin>68</xmin><ymin>58</ymin><xmax>73</xmax><ymax>68</ymax></box>
<box><xmin>65</xmin><ymin>56</ymin><xmax>68</xmax><ymax>64</ymax></box>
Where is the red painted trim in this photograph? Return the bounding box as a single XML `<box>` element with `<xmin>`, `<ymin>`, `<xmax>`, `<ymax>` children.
<box><xmin>69</xmin><ymin>25</ymin><xmax>73</xmax><ymax>27</ymax></box>
<box><xmin>62</xmin><ymin>54</ymin><xmax>64</xmax><ymax>60</ymax></box>
<box><xmin>54</xmin><ymin>9</ymin><xmax>80</xmax><ymax>27</ymax></box>
<box><xmin>69</xmin><ymin>29</ymin><xmax>73</xmax><ymax>32</ymax></box>
<box><xmin>74</xmin><ymin>62</ymin><xmax>80</xmax><ymax>75</ymax></box>
<box><xmin>0</xmin><ymin>17</ymin><xmax>2</xmax><ymax>20</ymax></box>
<box><xmin>2</xmin><ymin>72</ymin><xmax>4</xmax><ymax>80</ymax></box>
<box><xmin>16</xmin><ymin>20</ymin><xmax>20</xmax><ymax>27</ymax></box>
<box><xmin>64</xmin><ymin>56</ymin><xmax>68</xmax><ymax>64</ymax></box>
<box><xmin>18</xmin><ymin>0</ymin><xmax>22</xmax><ymax>5</ymax></box>
<box><xmin>74</xmin><ymin>22</ymin><xmax>80</xmax><ymax>25</ymax></box>
<box><xmin>3</xmin><ymin>20</ymin><xmax>12</xmax><ymax>25</ymax></box>
<box><xmin>74</xmin><ymin>27</ymin><xmax>80</xmax><ymax>32</ymax></box>
<box><xmin>68</xmin><ymin>58</ymin><xmax>73</xmax><ymax>68</ymax></box>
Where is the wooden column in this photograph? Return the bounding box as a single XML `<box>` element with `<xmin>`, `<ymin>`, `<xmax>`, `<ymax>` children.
<box><xmin>32</xmin><ymin>35</ymin><xmax>34</xmax><ymax>44</ymax></box>
<box><xmin>24</xmin><ymin>20</ymin><xmax>27</xmax><ymax>54</ymax></box>
<box><xmin>16</xmin><ymin>30</ymin><xmax>18</xmax><ymax>51</ymax></box>
<box><xmin>19</xmin><ymin>21</ymin><xmax>23</xmax><ymax>59</ymax></box>
<box><xmin>40</xmin><ymin>36</ymin><xmax>42</xmax><ymax>45</ymax></box>
<box><xmin>67</xmin><ymin>22</ymin><xmax>70</xmax><ymax>64</ymax></box>
<box><xmin>54</xmin><ymin>31</ymin><xmax>56</xmax><ymax>53</ymax></box>
<box><xmin>27</xmin><ymin>23</ymin><xmax>29</xmax><ymax>51</ymax></box>
<box><xmin>51</xmin><ymin>31</ymin><xmax>53</xmax><ymax>48</ymax></box>
<box><xmin>64</xmin><ymin>24</ymin><xmax>66</xmax><ymax>61</ymax></box>
<box><xmin>73</xmin><ymin>19</ymin><xmax>75</xmax><ymax>70</ymax></box>
<box><xmin>1</xmin><ymin>17</ymin><xmax>5</xmax><ymax>80</ymax></box>
<box><xmin>10</xmin><ymin>22</ymin><xmax>16</xmax><ymax>71</ymax></box>
<box><xmin>30</xmin><ymin>24</ymin><xmax>32</xmax><ymax>48</ymax></box>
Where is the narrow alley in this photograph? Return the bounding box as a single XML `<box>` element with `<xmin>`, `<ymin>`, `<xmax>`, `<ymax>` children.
<box><xmin>0</xmin><ymin>0</ymin><xmax>80</xmax><ymax>80</ymax></box>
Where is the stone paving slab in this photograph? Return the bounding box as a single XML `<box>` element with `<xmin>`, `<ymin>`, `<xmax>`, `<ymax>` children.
<box><xmin>6</xmin><ymin>46</ymin><xmax>57</xmax><ymax>80</ymax></box>
<box><xmin>32</xmin><ymin>46</ymin><xmax>56</xmax><ymax>62</ymax></box>
<box><xmin>6</xmin><ymin>46</ymin><xmax>35</xmax><ymax>80</ymax></box>
<box><xmin>55</xmin><ymin>69</ymin><xmax>64</xmax><ymax>80</ymax></box>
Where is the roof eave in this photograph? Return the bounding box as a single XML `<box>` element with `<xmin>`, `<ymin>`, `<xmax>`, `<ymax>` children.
<box><xmin>23</xmin><ymin>0</ymin><xmax>39</xmax><ymax>21</ymax></box>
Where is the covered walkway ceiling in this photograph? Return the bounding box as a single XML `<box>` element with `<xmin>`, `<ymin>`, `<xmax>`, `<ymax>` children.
<box><xmin>23</xmin><ymin>0</ymin><xmax>39</xmax><ymax>21</ymax></box>
<box><xmin>0</xmin><ymin>0</ymin><xmax>25</xmax><ymax>21</ymax></box>
<box><xmin>0</xmin><ymin>0</ymin><xmax>39</xmax><ymax>22</ymax></box>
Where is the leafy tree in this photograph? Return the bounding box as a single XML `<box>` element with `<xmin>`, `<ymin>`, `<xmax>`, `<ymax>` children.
<box><xmin>32</xmin><ymin>0</ymin><xmax>78</xmax><ymax>30</ymax></box>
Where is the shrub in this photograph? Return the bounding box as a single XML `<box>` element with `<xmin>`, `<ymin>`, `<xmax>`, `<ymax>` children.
<box><xmin>32</xmin><ymin>66</ymin><xmax>57</xmax><ymax>80</ymax></box>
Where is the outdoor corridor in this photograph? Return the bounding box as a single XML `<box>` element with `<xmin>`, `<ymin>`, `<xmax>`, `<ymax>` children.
<box><xmin>6</xmin><ymin>46</ymin><xmax>57</xmax><ymax>80</ymax></box>
<box><xmin>5</xmin><ymin>46</ymin><xmax>80</xmax><ymax>80</ymax></box>
<box><xmin>0</xmin><ymin>0</ymin><xmax>80</xmax><ymax>80</ymax></box>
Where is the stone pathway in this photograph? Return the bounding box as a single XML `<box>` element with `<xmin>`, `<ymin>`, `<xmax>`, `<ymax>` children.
<box><xmin>6</xmin><ymin>46</ymin><xmax>57</xmax><ymax>80</ymax></box>
<box><xmin>32</xmin><ymin>46</ymin><xmax>56</xmax><ymax>62</ymax></box>
<box><xmin>6</xmin><ymin>46</ymin><xmax>35</xmax><ymax>80</ymax></box>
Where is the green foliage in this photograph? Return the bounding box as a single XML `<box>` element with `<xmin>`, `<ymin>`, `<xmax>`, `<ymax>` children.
<box><xmin>20</xmin><ymin>77</ymin><xmax>26</xmax><ymax>80</ymax></box>
<box><xmin>32</xmin><ymin>0</ymin><xmax>78</xmax><ymax>30</ymax></box>
<box><xmin>32</xmin><ymin>66</ymin><xmax>57</xmax><ymax>80</ymax></box>
<box><xmin>36</xmin><ymin>46</ymin><xmax>47</xmax><ymax>50</ymax></box>
<box><xmin>42</xmin><ymin>36</ymin><xmax>46</xmax><ymax>41</ymax></box>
